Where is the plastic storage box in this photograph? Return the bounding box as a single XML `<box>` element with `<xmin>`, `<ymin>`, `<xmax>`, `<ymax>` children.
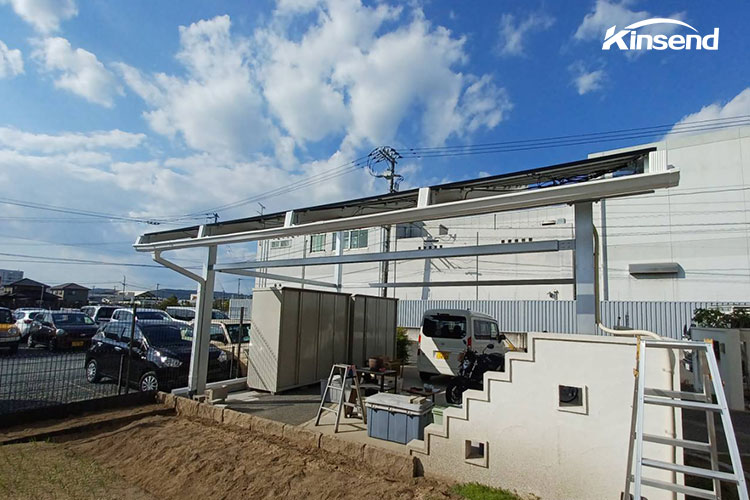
<box><xmin>365</xmin><ymin>393</ymin><xmax>434</xmax><ymax>444</ymax></box>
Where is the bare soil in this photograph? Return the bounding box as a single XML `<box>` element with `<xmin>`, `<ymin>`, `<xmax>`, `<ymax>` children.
<box><xmin>2</xmin><ymin>412</ymin><xmax>460</xmax><ymax>500</ymax></box>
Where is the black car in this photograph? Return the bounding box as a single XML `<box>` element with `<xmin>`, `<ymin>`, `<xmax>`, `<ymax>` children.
<box><xmin>27</xmin><ymin>311</ymin><xmax>99</xmax><ymax>350</ymax></box>
<box><xmin>85</xmin><ymin>319</ymin><xmax>229</xmax><ymax>392</ymax></box>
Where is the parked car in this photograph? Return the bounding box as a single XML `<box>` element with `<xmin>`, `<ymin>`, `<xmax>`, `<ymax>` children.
<box><xmin>85</xmin><ymin>319</ymin><xmax>229</xmax><ymax>391</ymax></box>
<box><xmin>180</xmin><ymin>319</ymin><xmax>251</xmax><ymax>376</ymax></box>
<box><xmin>166</xmin><ymin>306</ymin><xmax>229</xmax><ymax>322</ymax></box>
<box><xmin>0</xmin><ymin>307</ymin><xmax>20</xmax><ymax>354</ymax></box>
<box><xmin>81</xmin><ymin>305</ymin><xmax>118</xmax><ymax>325</ymax></box>
<box><xmin>417</xmin><ymin>309</ymin><xmax>503</xmax><ymax>381</ymax></box>
<box><xmin>13</xmin><ymin>308</ymin><xmax>44</xmax><ymax>340</ymax></box>
<box><xmin>110</xmin><ymin>308</ymin><xmax>178</xmax><ymax>323</ymax></box>
<box><xmin>26</xmin><ymin>310</ymin><xmax>99</xmax><ymax>350</ymax></box>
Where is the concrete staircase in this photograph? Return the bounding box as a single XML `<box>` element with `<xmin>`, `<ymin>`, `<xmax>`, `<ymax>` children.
<box><xmin>407</xmin><ymin>342</ymin><xmax>536</xmax><ymax>456</ymax></box>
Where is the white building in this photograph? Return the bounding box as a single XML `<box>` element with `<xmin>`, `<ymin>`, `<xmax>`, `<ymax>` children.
<box><xmin>255</xmin><ymin>127</ymin><xmax>750</xmax><ymax>302</ymax></box>
<box><xmin>0</xmin><ymin>269</ymin><xmax>23</xmax><ymax>286</ymax></box>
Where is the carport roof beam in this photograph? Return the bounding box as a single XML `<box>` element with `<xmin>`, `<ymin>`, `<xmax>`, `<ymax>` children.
<box><xmin>368</xmin><ymin>278</ymin><xmax>576</xmax><ymax>287</ymax></box>
<box><xmin>135</xmin><ymin>166</ymin><xmax>678</xmax><ymax>252</ymax></box>
<box><xmin>219</xmin><ymin>268</ymin><xmax>339</xmax><ymax>289</ymax></box>
<box><xmin>215</xmin><ymin>239</ymin><xmax>573</xmax><ymax>271</ymax></box>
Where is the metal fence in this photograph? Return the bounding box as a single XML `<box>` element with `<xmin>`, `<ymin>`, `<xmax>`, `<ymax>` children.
<box><xmin>397</xmin><ymin>300</ymin><xmax>750</xmax><ymax>339</ymax></box>
<box><xmin>0</xmin><ymin>349</ymin><xmax>120</xmax><ymax>415</ymax></box>
<box><xmin>0</xmin><ymin>311</ymin><xmax>249</xmax><ymax>416</ymax></box>
<box><xmin>229</xmin><ymin>299</ymin><xmax>253</xmax><ymax>319</ymax></box>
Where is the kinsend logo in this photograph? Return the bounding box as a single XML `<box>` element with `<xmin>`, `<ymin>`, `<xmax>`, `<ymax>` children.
<box><xmin>602</xmin><ymin>18</ymin><xmax>719</xmax><ymax>51</ymax></box>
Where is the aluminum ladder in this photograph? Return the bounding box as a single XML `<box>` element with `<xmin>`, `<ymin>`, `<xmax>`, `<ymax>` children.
<box><xmin>624</xmin><ymin>339</ymin><xmax>748</xmax><ymax>500</ymax></box>
<box><xmin>315</xmin><ymin>364</ymin><xmax>366</xmax><ymax>433</ymax></box>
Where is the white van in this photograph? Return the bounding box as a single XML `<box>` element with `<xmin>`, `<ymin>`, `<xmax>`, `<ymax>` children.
<box><xmin>417</xmin><ymin>309</ymin><xmax>502</xmax><ymax>380</ymax></box>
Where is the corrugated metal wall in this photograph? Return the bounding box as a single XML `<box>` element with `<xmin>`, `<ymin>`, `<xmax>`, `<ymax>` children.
<box><xmin>398</xmin><ymin>300</ymin><xmax>750</xmax><ymax>340</ymax></box>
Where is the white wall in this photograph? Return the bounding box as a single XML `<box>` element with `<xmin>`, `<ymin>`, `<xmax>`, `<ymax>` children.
<box><xmin>409</xmin><ymin>333</ymin><xmax>682</xmax><ymax>500</ymax></box>
<box><xmin>257</xmin><ymin>126</ymin><xmax>750</xmax><ymax>303</ymax></box>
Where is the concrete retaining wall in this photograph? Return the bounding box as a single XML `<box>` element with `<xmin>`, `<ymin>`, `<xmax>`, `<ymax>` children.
<box><xmin>158</xmin><ymin>392</ymin><xmax>416</xmax><ymax>480</ymax></box>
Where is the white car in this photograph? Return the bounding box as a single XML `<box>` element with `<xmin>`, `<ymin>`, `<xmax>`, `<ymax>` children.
<box><xmin>110</xmin><ymin>308</ymin><xmax>186</xmax><ymax>324</ymax></box>
<box><xmin>13</xmin><ymin>308</ymin><xmax>44</xmax><ymax>340</ymax></box>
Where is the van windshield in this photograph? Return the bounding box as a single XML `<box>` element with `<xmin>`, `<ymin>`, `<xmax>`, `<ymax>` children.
<box><xmin>422</xmin><ymin>314</ymin><xmax>467</xmax><ymax>339</ymax></box>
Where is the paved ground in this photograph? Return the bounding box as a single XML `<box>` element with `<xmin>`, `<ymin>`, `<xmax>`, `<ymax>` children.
<box><xmin>0</xmin><ymin>345</ymin><xmax>121</xmax><ymax>415</ymax></box>
<box><xmin>222</xmin><ymin>360</ymin><xmax>453</xmax><ymax>425</ymax></box>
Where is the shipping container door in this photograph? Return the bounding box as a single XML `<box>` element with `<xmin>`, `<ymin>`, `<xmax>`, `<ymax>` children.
<box><xmin>317</xmin><ymin>293</ymin><xmax>335</xmax><ymax>380</ymax></box>
<box><xmin>277</xmin><ymin>289</ymin><xmax>300</xmax><ymax>389</ymax></box>
<box><xmin>332</xmin><ymin>294</ymin><xmax>349</xmax><ymax>365</ymax></box>
<box><xmin>297</xmin><ymin>291</ymin><xmax>320</xmax><ymax>385</ymax></box>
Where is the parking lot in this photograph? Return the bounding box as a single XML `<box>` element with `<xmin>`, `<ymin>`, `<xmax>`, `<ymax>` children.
<box><xmin>0</xmin><ymin>345</ymin><xmax>120</xmax><ymax>415</ymax></box>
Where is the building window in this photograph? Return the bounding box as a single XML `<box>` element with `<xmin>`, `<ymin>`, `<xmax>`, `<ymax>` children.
<box><xmin>310</xmin><ymin>234</ymin><xmax>326</xmax><ymax>252</ymax></box>
<box><xmin>396</xmin><ymin>222</ymin><xmax>426</xmax><ymax>239</ymax></box>
<box><xmin>331</xmin><ymin>230</ymin><xmax>369</xmax><ymax>251</ymax></box>
<box><xmin>348</xmin><ymin>229</ymin><xmax>368</xmax><ymax>249</ymax></box>
<box><xmin>270</xmin><ymin>239</ymin><xmax>291</xmax><ymax>249</ymax></box>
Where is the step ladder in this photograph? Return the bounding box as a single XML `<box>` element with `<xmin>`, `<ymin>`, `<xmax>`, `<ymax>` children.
<box><xmin>624</xmin><ymin>339</ymin><xmax>748</xmax><ymax>500</ymax></box>
<box><xmin>315</xmin><ymin>364</ymin><xmax>367</xmax><ymax>433</ymax></box>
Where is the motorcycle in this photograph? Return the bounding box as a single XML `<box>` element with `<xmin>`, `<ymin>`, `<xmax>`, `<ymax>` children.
<box><xmin>445</xmin><ymin>337</ymin><xmax>507</xmax><ymax>405</ymax></box>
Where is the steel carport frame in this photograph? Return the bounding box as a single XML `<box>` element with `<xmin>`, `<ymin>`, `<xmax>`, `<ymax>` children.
<box><xmin>134</xmin><ymin>148</ymin><xmax>678</xmax><ymax>395</ymax></box>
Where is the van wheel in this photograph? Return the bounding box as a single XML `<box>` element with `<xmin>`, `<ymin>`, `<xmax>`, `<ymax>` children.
<box><xmin>419</xmin><ymin>371</ymin><xmax>433</xmax><ymax>382</ymax></box>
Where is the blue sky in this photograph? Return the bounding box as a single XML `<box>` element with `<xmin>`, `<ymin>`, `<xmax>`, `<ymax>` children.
<box><xmin>0</xmin><ymin>0</ymin><xmax>748</xmax><ymax>294</ymax></box>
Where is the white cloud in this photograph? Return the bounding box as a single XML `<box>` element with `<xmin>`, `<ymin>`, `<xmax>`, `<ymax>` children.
<box><xmin>32</xmin><ymin>37</ymin><xmax>122</xmax><ymax>107</ymax></box>
<box><xmin>497</xmin><ymin>12</ymin><xmax>554</xmax><ymax>56</ymax></box>
<box><xmin>671</xmin><ymin>88</ymin><xmax>750</xmax><ymax>131</ymax></box>
<box><xmin>0</xmin><ymin>40</ymin><xmax>23</xmax><ymax>78</ymax></box>
<box><xmin>262</xmin><ymin>2</ymin><xmax>509</xmax><ymax>147</ymax></box>
<box><xmin>0</xmin><ymin>127</ymin><xmax>145</xmax><ymax>153</ymax></box>
<box><xmin>116</xmin><ymin>15</ymin><xmax>268</xmax><ymax>157</ymax></box>
<box><xmin>119</xmin><ymin>4</ymin><xmax>510</xmax><ymax>156</ymax></box>
<box><xmin>0</xmin><ymin>0</ymin><xmax>77</xmax><ymax>34</ymax></box>
<box><xmin>569</xmin><ymin>61</ymin><xmax>606</xmax><ymax>95</ymax></box>
<box><xmin>575</xmin><ymin>0</ymin><xmax>685</xmax><ymax>41</ymax></box>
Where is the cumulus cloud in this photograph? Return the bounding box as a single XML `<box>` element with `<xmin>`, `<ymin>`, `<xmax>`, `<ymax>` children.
<box><xmin>0</xmin><ymin>40</ymin><xmax>23</xmax><ymax>78</ymax></box>
<box><xmin>497</xmin><ymin>12</ymin><xmax>554</xmax><ymax>56</ymax></box>
<box><xmin>671</xmin><ymin>88</ymin><xmax>750</xmax><ymax>132</ymax></box>
<box><xmin>119</xmin><ymin>3</ymin><xmax>510</xmax><ymax>155</ymax></box>
<box><xmin>0</xmin><ymin>0</ymin><xmax>77</xmax><ymax>34</ymax></box>
<box><xmin>575</xmin><ymin>0</ymin><xmax>685</xmax><ymax>41</ymax></box>
<box><xmin>569</xmin><ymin>61</ymin><xmax>606</xmax><ymax>95</ymax></box>
<box><xmin>115</xmin><ymin>15</ymin><xmax>268</xmax><ymax>157</ymax></box>
<box><xmin>32</xmin><ymin>37</ymin><xmax>122</xmax><ymax>107</ymax></box>
<box><xmin>261</xmin><ymin>2</ymin><xmax>509</xmax><ymax>147</ymax></box>
<box><xmin>0</xmin><ymin>127</ymin><xmax>145</xmax><ymax>153</ymax></box>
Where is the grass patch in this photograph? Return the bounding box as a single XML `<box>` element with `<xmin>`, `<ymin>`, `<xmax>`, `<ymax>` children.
<box><xmin>452</xmin><ymin>482</ymin><xmax>523</xmax><ymax>500</ymax></box>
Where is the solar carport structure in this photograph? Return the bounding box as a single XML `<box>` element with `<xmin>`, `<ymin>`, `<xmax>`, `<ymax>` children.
<box><xmin>135</xmin><ymin>148</ymin><xmax>679</xmax><ymax>394</ymax></box>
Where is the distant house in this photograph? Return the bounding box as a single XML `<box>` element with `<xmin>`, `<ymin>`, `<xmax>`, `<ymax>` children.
<box><xmin>0</xmin><ymin>278</ymin><xmax>60</xmax><ymax>309</ymax></box>
<box><xmin>50</xmin><ymin>283</ymin><xmax>90</xmax><ymax>308</ymax></box>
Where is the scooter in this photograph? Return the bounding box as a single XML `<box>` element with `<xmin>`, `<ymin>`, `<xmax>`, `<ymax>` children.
<box><xmin>445</xmin><ymin>336</ymin><xmax>507</xmax><ymax>405</ymax></box>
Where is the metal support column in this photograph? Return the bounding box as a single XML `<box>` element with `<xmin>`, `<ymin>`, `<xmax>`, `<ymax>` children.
<box><xmin>188</xmin><ymin>245</ymin><xmax>217</xmax><ymax>396</ymax></box>
<box><xmin>333</xmin><ymin>231</ymin><xmax>343</xmax><ymax>292</ymax></box>
<box><xmin>574</xmin><ymin>202</ymin><xmax>595</xmax><ymax>334</ymax></box>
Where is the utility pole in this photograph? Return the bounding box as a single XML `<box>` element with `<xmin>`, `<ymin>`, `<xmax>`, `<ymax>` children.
<box><xmin>121</xmin><ymin>275</ymin><xmax>126</xmax><ymax>304</ymax></box>
<box><xmin>368</xmin><ymin>146</ymin><xmax>403</xmax><ymax>298</ymax></box>
<box><xmin>237</xmin><ymin>278</ymin><xmax>241</xmax><ymax>298</ymax></box>
<box><xmin>155</xmin><ymin>283</ymin><xmax>159</xmax><ymax>301</ymax></box>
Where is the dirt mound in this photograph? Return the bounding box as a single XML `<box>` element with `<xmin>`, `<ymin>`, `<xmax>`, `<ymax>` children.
<box><xmin>68</xmin><ymin>415</ymin><xmax>458</xmax><ymax>500</ymax></box>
